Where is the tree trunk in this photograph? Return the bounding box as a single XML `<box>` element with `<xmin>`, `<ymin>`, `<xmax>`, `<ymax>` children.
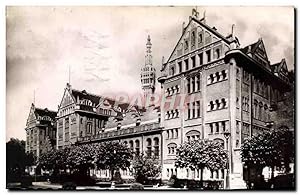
<box><xmin>200</xmin><ymin>168</ymin><xmax>203</xmax><ymax>188</ymax></box>
<box><xmin>110</xmin><ymin>169</ymin><xmax>115</xmax><ymax>181</ymax></box>
<box><xmin>271</xmin><ymin>166</ymin><xmax>274</xmax><ymax>180</ymax></box>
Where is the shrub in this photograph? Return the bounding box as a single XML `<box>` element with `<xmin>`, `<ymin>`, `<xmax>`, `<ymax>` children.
<box><xmin>129</xmin><ymin>183</ymin><xmax>144</xmax><ymax>190</ymax></box>
<box><xmin>62</xmin><ymin>182</ymin><xmax>76</xmax><ymax>190</ymax></box>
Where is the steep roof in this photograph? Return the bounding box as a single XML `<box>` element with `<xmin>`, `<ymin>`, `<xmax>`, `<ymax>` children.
<box><xmin>34</xmin><ymin>107</ymin><xmax>57</xmax><ymax>120</ymax></box>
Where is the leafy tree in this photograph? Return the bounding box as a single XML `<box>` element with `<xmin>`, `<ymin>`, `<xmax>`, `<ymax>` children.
<box><xmin>132</xmin><ymin>153</ymin><xmax>161</xmax><ymax>184</ymax></box>
<box><xmin>38</xmin><ymin>147</ymin><xmax>70</xmax><ymax>175</ymax></box>
<box><xmin>65</xmin><ymin>144</ymin><xmax>97</xmax><ymax>175</ymax></box>
<box><xmin>95</xmin><ymin>141</ymin><xmax>132</xmax><ymax>181</ymax></box>
<box><xmin>6</xmin><ymin>138</ymin><xmax>35</xmax><ymax>182</ymax></box>
<box><xmin>241</xmin><ymin>128</ymin><xmax>294</xmax><ymax>179</ymax></box>
<box><xmin>40</xmin><ymin>136</ymin><xmax>53</xmax><ymax>155</ymax></box>
<box><xmin>175</xmin><ymin>139</ymin><xmax>228</xmax><ymax>185</ymax></box>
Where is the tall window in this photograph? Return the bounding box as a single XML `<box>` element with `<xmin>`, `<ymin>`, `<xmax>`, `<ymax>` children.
<box><xmin>191</xmin><ymin>56</ymin><xmax>196</xmax><ymax>68</ymax></box>
<box><xmin>153</xmin><ymin>138</ymin><xmax>159</xmax><ymax>157</ymax></box>
<box><xmin>199</xmin><ymin>53</ymin><xmax>203</xmax><ymax>65</ymax></box>
<box><xmin>215</xmin><ymin>48</ymin><xmax>220</xmax><ymax>59</ymax></box>
<box><xmin>185</xmin><ymin>59</ymin><xmax>189</xmax><ymax>71</ymax></box>
<box><xmin>135</xmin><ymin>140</ymin><xmax>140</xmax><ymax>155</ymax></box>
<box><xmin>146</xmin><ymin>138</ymin><xmax>152</xmax><ymax>157</ymax></box>
<box><xmin>129</xmin><ymin>140</ymin><xmax>134</xmax><ymax>152</ymax></box>
<box><xmin>187</xmin><ymin>78</ymin><xmax>191</xmax><ymax>94</ymax></box>
<box><xmin>178</xmin><ymin>61</ymin><xmax>182</xmax><ymax>73</ymax></box>
<box><xmin>196</xmin><ymin>75</ymin><xmax>201</xmax><ymax>91</ymax></box>
<box><xmin>187</xmin><ymin>103</ymin><xmax>191</xmax><ymax>119</ymax></box>
<box><xmin>196</xmin><ymin>101</ymin><xmax>200</xmax><ymax>117</ymax></box>
<box><xmin>206</xmin><ymin>50</ymin><xmax>211</xmax><ymax>62</ymax></box>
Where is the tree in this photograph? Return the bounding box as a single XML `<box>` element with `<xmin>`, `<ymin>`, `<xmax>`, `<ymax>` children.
<box><xmin>95</xmin><ymin>141</ymin><xmax>132</xmax><ymax>181</ymax></box>
<box><xmin>65</xmin><ymin>144</ymin><xmax>97</xmax><ymax>176</ymax></box>
<box><xmin>175</xmin><ymin>139</ymin><xmax>228</xmax><ymax>185</ymax></box>
<box><xmin>241</xmin><ymin>128</ymin><xmax>294</xmax><ymax>179</ymax></box>
<box><xmin>6</xmin><ymin>138</ymin><xmax>35</xmax><ymax>182</ymax></box>
<box><xmin>38</xmin><ymin>147</ymin><xmax>70</xmax><ymax>175</ymax></box>
<box><xmin>40</xmin><ymin>136</ymin><xmax>53</xmax><ymax>155</ymax></box>
<box><xmin>132</xmin><ymin>153</ymin><xmax>161</xmax><ymax>184</ymax></box>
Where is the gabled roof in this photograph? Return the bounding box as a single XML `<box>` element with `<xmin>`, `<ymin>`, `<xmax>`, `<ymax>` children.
<box><xmin>71</xmin><ymin>89</ymin><xmax>102</xmax><ymax>106</ymax></box>
<box><xmin>271</xmin><ymin>59</ymin><xmax>288</xmax><ymax>74</ymax></box>
<box><xmin>34</xmin><ymin>107</ymin><xmax>57</xmax><ymax>120</ymax></box>
<box><xmin>241</xmin><ymin>38</ymin><xmax>271</xmax><ymax>71</ymax></box>
<box><xmin>162</xmin><ymin>16</ymin><xmax>236</xmax><ymax>71</ymax></box>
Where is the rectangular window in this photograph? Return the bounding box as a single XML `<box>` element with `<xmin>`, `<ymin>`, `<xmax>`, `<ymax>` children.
<box><xmin>187</xmin><ymin>78</ymin><xmax>191</xmax><ymax>94</ymax></box>
<box><xmin>185</xmin><ymin>59</ymin><xmax>189</xmax><ymax>71</ymax></box>
<box><xmin>191</xmin><ymin>56</ymin><xmax>196</xmax><ymax>68</ymax></box>
<box><xmin>178</xmin><ymin>61</ymin><xmax>182</xmax><ymax>73</ymax></box>
<box><xmin>192</xmin><ymin>102</ymin><xmax>196</xmax><ymax>118</ymax></box>
<box><xmin>196</xmin><ymin>75</ymin><xmax>201</xmax><ymax>91</ymax></box>
<box><xmin>196</xmin><ymin>101</ymin><xmax>200</xmax><ymax>117</ymax></box>
<box><xmin>199</xmin><ymin>53</ymin><xmax>203</xmax><ymax>65</ymax></box>
<box><xmin>215</xmin><ymin>123</ymin><xmax>219</xmax><ymax>133</ymax></box>
<box><xmin>206</xmin><ymin>50</ymin><xmax>211</xmax><ymax>63</ymax></box>
<box><xmin>187</xmin><ymin>103</ymin><xmax>190</xmax><ymax>119</ymax></box>
<box><xmin>210</xmin><ymin>123</ymin><xmax>213</xmax><ymax>134</ymax></box>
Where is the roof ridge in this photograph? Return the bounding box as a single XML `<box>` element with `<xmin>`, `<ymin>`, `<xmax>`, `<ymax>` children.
<box><xmin>35</xmin><ymin>107</ymin><xmax>57</xmax><ymax>113</ymax></box>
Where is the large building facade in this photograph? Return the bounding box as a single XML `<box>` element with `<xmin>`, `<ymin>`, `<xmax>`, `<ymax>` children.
<box><xmin>157</xmin><ymin>10</ymin><xmax>291</xmax><ymax>188</ymax></box>
<box><xmin>25</xmin><ymin>103</ymin><xmax>57</xmax><ymax>158</ymax></box>
<box><xmin>25</xmin><ymin>9</ymin><xmax>293</xmax><ymax>189</ymax></box>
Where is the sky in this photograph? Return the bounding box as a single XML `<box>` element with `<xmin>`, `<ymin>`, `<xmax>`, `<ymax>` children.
<box><xmin>6</xmin><ymin>6</ymin><xmax>294</xmax><ymax>141</ymax></box>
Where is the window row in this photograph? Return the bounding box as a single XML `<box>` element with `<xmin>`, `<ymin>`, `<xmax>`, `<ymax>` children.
<box><xmin>166</xmin><ymin>85</ymin><xmax>180</xmax><ymax>96</ymax></box>
<box><xmin>254</xmin><ymin>78</ymin><xmax>269</xmax><ymax>99</ymax></box>
<box><xmin>253</xmin><ymin>100</ymin><xmax>270</xmax><ymax>122</ymax></box>
<box><xmin>170</xmin><ymin>47</ymin><xmax>221</xmax><ymax>76</ymax></box>
<box><xmin>208</xmin><ymin>121</ymin><xmax>227</xmax><ymax>134</ymax></box>
<box><xmin>207</xmin><ymin>98</ymin><xmax>228</xmax><ymax>111</ymax></box>
<box><xmin>242</xmin><ymin>96</ymin><xmax>250</xmax><ymax>112</ymax></box>
<box><xmin>167</xmin><ymin>143</ymin><xmax>177</xmax><ymax>155</ymax></box>
<box><xmin>207</xmin><ymin>70</ymin><xmax>228</xmax><ymax>85</ymax></box>
<box><xmin>166</xmin><ymin>129</ymin><xmax>179</xmax><ymax>139</ymax></box>
<box><xmin>98</xmin><ymin>108</ymin><xmax>112</xmax><ymax>116</ymax></box>
<box><xmin>243</xmin><ymin>70</ymin><xmax>250</xmax><ymax>83</ymax></box>
<box><xmin>124</xmin><ymin>139</ymin><xmax>141</xmax><ymax>154</ymax></box>
<box><xmin>187</xmin><ymin>101</ymin><xmax>201</xmax><ymax>119</ymax></box>
<box><xmin>146</xmin><ymin>137</ymin><xmax>160</xmax><ymax>157</ymax></box>
<box><xmin>186</xmin><ymin>130</ymin><xmax>201</xmax><ymax>142</ymax></box>
<box><xmin>187</xmin><ymin>74</ymin><xmax>201</xmax><ymax>93</ymax></box>
<box><xmin>165</xmin><ymin>109</ymin><xmax>180</xmax><ymax>120</ymax></box>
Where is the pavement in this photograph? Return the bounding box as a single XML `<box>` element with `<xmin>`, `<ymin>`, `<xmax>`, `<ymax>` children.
<box><xmin>7</xmin><ymin>182</ymin><xmax>188</xmax><ymax>190</ymax></box>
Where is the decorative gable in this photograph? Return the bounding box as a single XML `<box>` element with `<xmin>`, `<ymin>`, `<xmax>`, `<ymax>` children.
<box><xmin>251</xmin><ymin>39</ymin><xmax>271</xmax><ymax>71</ymax></box>
<box><xmin>164</xmin><ymin>18</ymin><xmax>224</xmax><ymax>73</ymax></box>
<box><xmin>58</xmin><ymin>88</ymin><xmax>75</xmax><ymax>110</ymax></box>
<box><xmin>26</xmin><ymin>104</ymin><xmax>36</xmax><ymax>128</ymax></box>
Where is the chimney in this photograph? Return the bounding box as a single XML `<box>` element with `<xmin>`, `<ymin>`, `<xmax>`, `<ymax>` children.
<box><xmin>182</xmin><ymin>22</ymin><xmax>185</xmax><ymax>34</ymax></box>
<box><xmin>162</xmin><ymin>56</ymin><xmax>165</xmax><ymax>65</ymax></box>
<box><xmin>231</xmin><ymin>24</ymin><xmax>235</xmax><ymax>39</ymax></box>
<box><xmin>212</xmin><ymin>27</ymin><xmax>217</xmax><ymax>31</ymax></box>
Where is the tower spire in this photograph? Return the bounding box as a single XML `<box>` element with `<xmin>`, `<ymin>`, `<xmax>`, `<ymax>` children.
<box><xmin>145</xmin><ymin>35</ymin><xmax>153</xmax><ymax>66</ymax></box>
<box><xmin>141</xmin><ymin>35</ymin><xmax>156</xmax><ymax>98</ymax></box>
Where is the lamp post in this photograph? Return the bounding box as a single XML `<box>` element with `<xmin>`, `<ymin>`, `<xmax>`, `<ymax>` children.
<box><xmin>224</xmin><ymin>130</ymin><xmax>231</xmax><ymax>190</ymax></box>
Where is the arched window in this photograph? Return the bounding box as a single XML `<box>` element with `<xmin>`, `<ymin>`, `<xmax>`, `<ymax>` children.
<box><xmin>153</xmin><ymin>137</ymin><xmax>159</xmax><ymax>157</ymax></box>
<box><xmin>167</xmin><ymin>143</ymin><xmax>177</xmax><ymax>155</ymax></box>
<box><xmin>135</xmin><ymin>140</ymin><xmax>140</xmax><ymax>154</ymax></box>
<box><xmin>146</xmin><ymin>138</ymin><xmax>152</xmax><ymax>157</ymax></box>
<box><xmin>215</xmin><ymin>48</ymin><xmax>220</xmax><ymax>59</ymax></box>
<box><xmin>221</xmin><ymin>98</ymin><xmax>227</xmax><ymax>108</ymax></box>
<box><xmin>210</xmin><ymin>101</ymin><xmax>214</xmax><ymax>111</ymax></box>
<box><xmin>129</xmin><ymin>140</ymin><xmax>134</xmax><ymax>151</ymax></box>
<box><xmin>216</xmin><ymin>72</ymin><xmax>221</xmax><ymax>81</ymax></box>
<box><xmin>186</xmin><ymin>130</ymin><xmax>201</xmax><ymax>142</ymax></box>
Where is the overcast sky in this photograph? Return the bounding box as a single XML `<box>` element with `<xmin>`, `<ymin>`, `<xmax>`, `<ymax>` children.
<box><xmin>6</xmin><ymin>6</ymin><xmax>294</xmax><ymax>141</ymax></box>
